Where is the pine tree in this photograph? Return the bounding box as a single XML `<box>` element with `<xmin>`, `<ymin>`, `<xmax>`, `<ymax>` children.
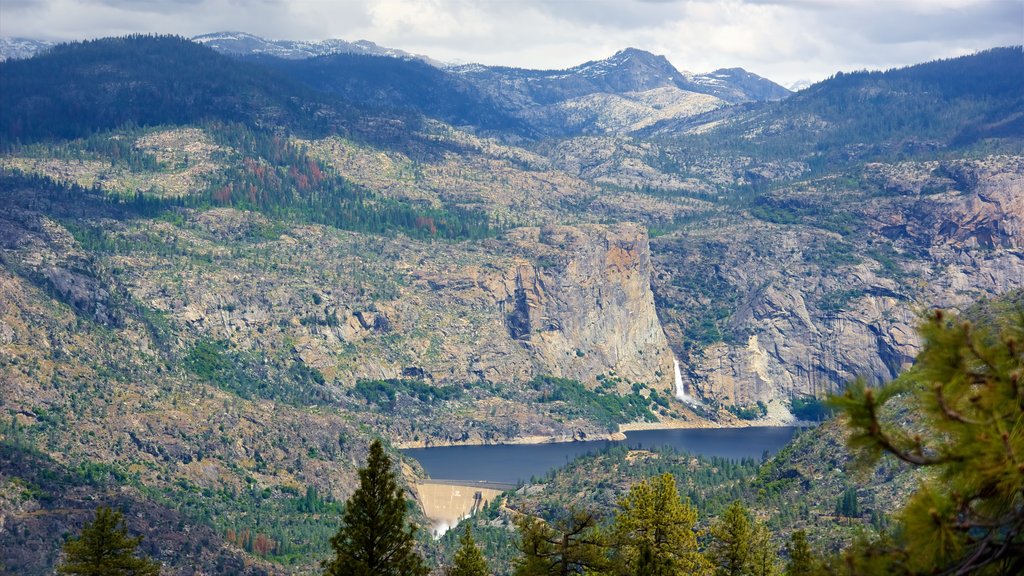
<box><xmin>784</xmin><ymin>530</ymin><xmax>816</xmax><ymax>576</ymax></box>
<box><xmin>57</xmin><ymin>506</ymin><xmax>160</xmax><ymax>576</ymax></box>
<box><xmin>747</xmin><ymin>521</ymin><xmax>781</xmax><ymax>576</ymax></box>
<box><xmin>610</xmin><ymin>473</ymin><xmax>711</xmax><ymax>576</ymax></box>
<box><xmin>513</xmin><ymin>510</ymin><xmax>607</xmax><ymax>576</ymax></box>
<box><xmin>449</xmin><ymin>524</ymin><xmax>489</xmax><ymax>576</ymax></box>
<box><xmin>323</xmin><ymin>439</ymin><xmax>429</xmax><ymax>576</ymax></box>
<box><xmin>707</xmin><ymin>500</ymin><xmax>753</xmax><ymax>576</ymax></box>
<box><xmin>834</xmin><ymin>487</ymin><xmax>858</xmax><ymax>519</ymax></box>
<box><xmin>832</xmin><ymin>305</ymin><xmax>1024</xmax><ymax>574</ymax></box>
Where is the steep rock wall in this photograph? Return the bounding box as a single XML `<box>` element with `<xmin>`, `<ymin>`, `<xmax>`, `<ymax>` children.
<box><xmin>653</xmin><ymin>155</ymin><xmax>1024</xmax><ymax>409</ymax></box>
<box><xmin>497</xmin><ymin>223</ymin><xmax>674</xmax><ymax>387</ymax></box>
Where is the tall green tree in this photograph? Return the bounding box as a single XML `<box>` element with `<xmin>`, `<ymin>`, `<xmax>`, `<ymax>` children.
<box><xmin>514</xmin><ymin>510</ymin><xmax>607</xmax><ymax>576</ymax></box>
<box><xmin>323</xmin><ymin>439</ymin><xmax>429</xmax><ymax>576</ymax></box>
<box><xmin>706</xmin><ymin>500</ymin><xmax>753</xmax><ymax>576</ymax></box>
<box><xmin>832</xmin><ymin>306</ymin><xmax>1024</xmax><ymax>574</ymax></box>
<box><xmin>610</xmin><ymin>473</ymin><xmax>711</xmax><ymax>576</ymax></box>
<box><xmin>783</xmin><ymin>531</ymin><xmax>816</xmax><ymax>576</ymax></box>
<box><xmin>57</xmin><ymin>506</ymin><xmax>160</xmax><ymax>576</ymax></box>
<box><xmin>834</xmin><ymin>487</ymin><xmax>858</xmax><ymax>519</ymax></box>
<box><xmin>449</xmin><ymin>524</ymin><xmax>489</xmax><ymax>576</ymax></box>
<box><xmin>747</xmin><ymin>521</ymin><xmax>780</xmax><ymax>576</ymax></box>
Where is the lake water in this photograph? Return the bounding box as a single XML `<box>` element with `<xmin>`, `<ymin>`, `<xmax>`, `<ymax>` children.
<box><xmin>403</xmin><ymin>426</ymin><xmax>798</xmax><ymax>485</ymax></box>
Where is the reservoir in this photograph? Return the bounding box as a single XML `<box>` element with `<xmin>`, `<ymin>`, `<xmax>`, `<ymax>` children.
<box><xmin>404</xmin><ymin>426</ymin><xmax>798</xmax><ymax>485</ymax></box>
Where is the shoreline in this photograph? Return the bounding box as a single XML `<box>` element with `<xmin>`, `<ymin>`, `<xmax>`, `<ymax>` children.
<box><xmin>395</xmin><ymin>418</ymin><xmax>803</xmax><ymax>450</ymax></box>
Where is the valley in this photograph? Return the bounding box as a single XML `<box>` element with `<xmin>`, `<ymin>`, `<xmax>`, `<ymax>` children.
<box><xmin>0</xmin><ymin>31</ymin><xmax>1021</xmax><ymax>575</ymax></box>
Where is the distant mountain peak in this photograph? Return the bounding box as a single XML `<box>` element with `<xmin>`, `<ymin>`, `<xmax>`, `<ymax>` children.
<box><xmin>0</xmin><ymin>37</ymin><xmax>55</xmax><ymax>61</ymax></box>
<box><xmin>190</xmin><ymin>31</ymin><xmax>442</xmax><ymax>65</ymax></box>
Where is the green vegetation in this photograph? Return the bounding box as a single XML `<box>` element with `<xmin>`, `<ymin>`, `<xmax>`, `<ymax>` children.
<box><xmin>184</xmin><ymin>338</ymin><xmax>331</xmax><ymax>406</ymax></box>
<box><xmin>57</xmin><ymin>506</ymin><xmax>160</xmax><ymax>576</ymax></box>
<box><xmin>351</xmin><ymin>378</ymin><xmax>464</xmax><ymax>411</ymax></box>
<box><xmin>788</xmin><ymin>396</ymin><xmax>833</xmax><ymax>421</ymax></box>
<box><xmin>663</xmin><ymin>256</ymin><xmax>741</xmax><ymax>350</ymax></box>
<box><xmin>514</xmin><ymin>511</ymin><xmax>607</xmax><ymax>576</ymax></box>
<box><xmin>323</xmin><ymin>439</ymin><xmax>429</xmax><ymax>576</ymax></box>
<box><xmin>725</xmin><ymin>401</ymin><xmax>767</xmax><ymax>421</ymax></box>
<box><xmin>529</xmin><ymin>375</ymin><xmax>658</xmax><ymax>431</ymax></box>
<box><xmin>448</xmin><ymin>525</ymin><xmax>489</xmax><ymax>576</ymax></box>
<box><xmin>816</xmin><ymin>289</ymin><xmax>864</xmax><ymax>313</ymax></box>
<box><xmin>610</xmin><ymin>473</ymin><xmax>710</xmax><ymax>575</ymax></box>
<box><xmin>830</xmin><ymin>307</ymin><xmax>1024</xmax><ymax>574</ymax></box>
<box><xmin>784</xmin><ymin>531</ymin><xmax>817</xmax><ymax>576</ymax></box>
<box><xmin>707</xmin><ymin>500</ymin><xmax>779</xmax><ymax>576</ymax></box>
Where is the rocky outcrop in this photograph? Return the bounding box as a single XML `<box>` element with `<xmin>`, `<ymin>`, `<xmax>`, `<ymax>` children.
<box><xmin>653</xmin><ymin>155</ymin><xmax>1024</xmax><ymax>410</ymax></box>
<box><xmin>497</xmin><ymin>224</ymin><xmax>674</xmax><ymax>386</ymax></box>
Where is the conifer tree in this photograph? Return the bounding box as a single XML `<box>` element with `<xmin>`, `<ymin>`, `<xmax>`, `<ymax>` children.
<box><xmin>513</xmin><ymin>510</ymin><xmax>607</xmax><ymax>576</ymax></box>
<box><xmin>707</xmin><ymin>500</ymin><xmax>753</xmax><ymax>576</ymax></box>
<box><xmin>57</xmin><ymin>506</ymin><xmax>160</xmax><ymax>576</ymax></box>
<box><xmin>747</xmin><ymin>521</ymin><xmax>781</xmax><ymax>576</ymax></box>
<box><xmin>323</xmin><ymin>439</ymin><xmax>429</xmax><ymax>576</ymax></box>
<box><xmin>610</xmin><ymin>473</ymin><xmax>711</xmax><ymax>576</ymax></box>
<box><xmin>449</xmin><ymin>524</ymin><xmax>489</xmax><ymax>576</ymax></box>
<box><xmin>832</xmin><ymin>306</ymin><xmax>1024</xmax><ymax>574</ymax></box>
<box><xmin>784</xmin><ymin>530</ymin><xmax>816</xmax><ymax>576</ymax></box>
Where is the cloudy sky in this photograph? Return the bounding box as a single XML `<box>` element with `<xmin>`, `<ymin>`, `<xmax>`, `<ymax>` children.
<box><xmin>2</xmin><ymin>0</ymin><xmax>1022</xmax><ymax>85</ymax></box>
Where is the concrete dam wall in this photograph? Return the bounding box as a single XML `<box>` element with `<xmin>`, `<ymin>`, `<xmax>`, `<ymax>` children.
<box><xmin>414</xmin><ymin>480</ymin><xmax>514</xmax><ymax>535</ymax></box>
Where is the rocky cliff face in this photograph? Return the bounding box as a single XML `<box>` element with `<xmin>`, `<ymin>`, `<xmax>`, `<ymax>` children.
<box><xmin>653</xmin><ymin>155</ymin><xmax>1024</xmax><ymax>412</ymax></box>
<box><xmin>499</xmin><ymin>224</ymin><xmax>673</xmax><ymax>386</ymax></box>
<box><xmin>121</xmin><ymin>216</ymin><xmax>671</xmax><ymax>393</ymax></box>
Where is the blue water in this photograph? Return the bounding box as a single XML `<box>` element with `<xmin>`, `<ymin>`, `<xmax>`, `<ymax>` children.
<box><xmin>403</xmin><ymin>426</ymin><xmax>797</xmax><ymax>485</ymax></box>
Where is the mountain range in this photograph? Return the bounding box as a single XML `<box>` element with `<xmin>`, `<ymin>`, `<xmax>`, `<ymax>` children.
<box><xmin>0</xmin><ymin>31</ymin><xmax>789</xmax><ymax>138</ymax></box>
<box><xmin>0</xmin><ymin>32</ymin><xmax>1022</xmax><ymax>574</ymax></box>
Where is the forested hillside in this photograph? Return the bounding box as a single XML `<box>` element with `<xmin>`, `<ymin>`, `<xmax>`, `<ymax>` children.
<box><xmin>0</xmin><ymin>35</ymin><xmax>1021</xmax><ymax>573</ymax></box>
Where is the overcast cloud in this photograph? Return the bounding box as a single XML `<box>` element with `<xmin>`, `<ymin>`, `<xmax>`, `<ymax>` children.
<box><xmin>1</xmin><ymin>0</ymin><xmax>1021</xmax><ymax>85</ymax></box>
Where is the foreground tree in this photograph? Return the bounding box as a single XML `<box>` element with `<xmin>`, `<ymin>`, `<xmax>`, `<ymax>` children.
<box><xmin>514</xmin><ymin>510</ymin><xmax>607</xmax><ymax>576</ymax></box>
<box><xmin>57</xmin><ymin>506</ymin><xmax>160</xmax><ymax>576</ymax></box>
<box><xmin>832</xmin><ymin>306</ymin><xmax>1024</xmax><ymax>574</ymax></box>
<box><xmin>783</xmin><ymin>530</ymin><xmax>816</xmax><ymax>576</ymax></box>
<box><xmin>610</xmin><ymin>473</ymin><xmax>711</xmax><ymax>575</ymax></box>
<box><xmin>706</xmin><ymin>500</ymin><xmax>753</xmax><ymax>576</ymax></box>
<box><xmin>449</xmin><ymin>524</ymin><xmax>489</xmax><ymax>576</ymax></box>
<box><xmin>747</xmin><ymin>521</ymin><xmax>781</xmax><ymax>576</ymax></box>
<box><xmin>323</xmin><ymin>439</ymin><xmax>429</xmax><ymax>576</ymax></box>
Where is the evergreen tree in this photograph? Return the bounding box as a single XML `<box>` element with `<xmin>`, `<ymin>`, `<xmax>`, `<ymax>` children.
<box><xmin>449</xmin><ymin>524</ymin><xmax>489</xmax><ymax>576</ymax></box>
<box><xmin>323</xmin><ymin>439</ymin><xmax>429</xmax><ymax>576</ymax></box>
<box><xmin>610</xmin><ymin>473</ymin><xmax>711</xmax><ymax>576</ymax></box>
<box><xmin>57</xmin><ymin>506</ymin><xmax>160</xmax><ymax>576</ymax></box>
<box><xmin>707</xmin><ymin>500</ymin><xmax>753</xmax><ymax>576</ymax></box>
<box><xmin>784</xmin><ymin>531</ymin><xmax>816</xmax><ymax>576</ymax></box>
<box><xmin>832</xmin><ymin>306</ymin><xmax>1024</xmax><ymax>574</ymax></box>
<box><xmin>834</xmin><ymin>487</ymin><xmax>858</xmax><ymax>518</ymax></box>
<box><xmin>747</xmin><ymin>521</ymin><xmax>780</xmax><ymax>576</ymax></box>
<box><xmin>513</xmin><ymin>510</ymin><xmax>607</xmax><ymax>576</ymax></box>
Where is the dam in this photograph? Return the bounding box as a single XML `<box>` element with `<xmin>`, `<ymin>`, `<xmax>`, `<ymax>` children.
<box><xmin>414</xmin><ymin>479</ymin><xmax>516</xmax><ymax>536</ymax></box>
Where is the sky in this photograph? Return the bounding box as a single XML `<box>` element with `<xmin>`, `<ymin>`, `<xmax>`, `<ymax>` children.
<box><xmin>1</xmin><ymin>0</ymin><xmax>1022</xmax><ymax>86</ymax></box>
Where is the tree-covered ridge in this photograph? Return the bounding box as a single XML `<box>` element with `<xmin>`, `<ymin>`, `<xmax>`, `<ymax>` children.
<box><xmin>2</xmin><ymin>120</ymin><xmax>498</xmax><ymax>241</ymax></box>
<box><xmin>260</xmin><ymin>52</ymin><xmax>535</xmax><ymax>137</ymax></box>
<box><xmin>671</xmin><ymin>47</ymin><xmax>1022</xmax><ymax>163</ymax></box>
<box><xmin>0</xmin><ymin>35</ymin><xmax>355</xmax><ymax>146</ymax></box>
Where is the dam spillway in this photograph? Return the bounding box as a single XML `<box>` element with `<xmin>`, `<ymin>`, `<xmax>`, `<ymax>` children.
<box><xmin>414</xmin><ymin>480</ymin><xmax>515</xmax><ymax>536</ymax></box>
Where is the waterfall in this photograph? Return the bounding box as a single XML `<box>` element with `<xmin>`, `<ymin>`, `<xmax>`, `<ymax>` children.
<box><xmin>673</xmin><ymin>357</ymin><xmax>691</xmax><ymax>402</ymax></box>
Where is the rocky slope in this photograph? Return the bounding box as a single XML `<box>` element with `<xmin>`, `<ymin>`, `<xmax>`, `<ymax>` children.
<box><xmin>652</xmin><ymin>155</ymin><xmax>1024</xmax><ymax>413</ymax></box>
<box><xmin>1</xmin><ymin>37</ymin><xmax>1022</xmax><ymax>573</ymax></box>
<box><xmin>449</xmin><ymin>48</ymin><xmax>789</xmax><ymax>137</ymax></box>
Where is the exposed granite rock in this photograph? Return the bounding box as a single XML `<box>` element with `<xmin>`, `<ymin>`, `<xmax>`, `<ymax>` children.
<box><xmin>497</xmin><ymin>224</ymin><xmax>673</xmax><ymax>386</ymax></box>
<box><xmin>653</xmin><ymin>155</ymin><xmax>1024</xmax><ymax>410</ymax></box>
